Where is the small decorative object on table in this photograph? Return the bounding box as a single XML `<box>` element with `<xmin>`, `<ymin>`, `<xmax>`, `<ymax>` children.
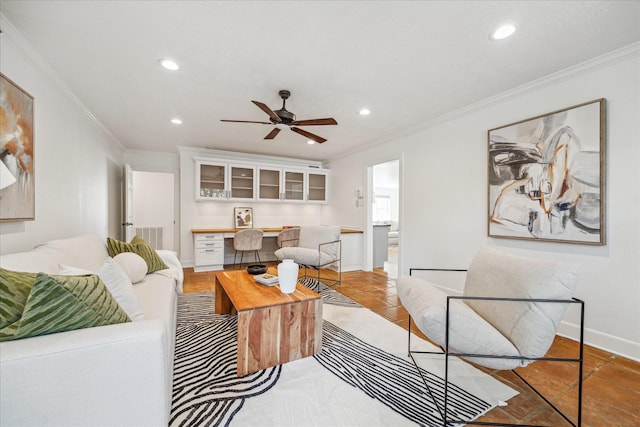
<box><xmin>246</xmin><ymin>264</ymin><xmax>267</xmax><ymax>275</ymax></box>
<box><xmin>278</xmin><ymin>259</ymin><xmax>298</xmax><ymax>294</ymax></box>
<box><xmin>254</xmin><ymin>273</ymin><xmax>279</xmax><ymax>286</ymax></box>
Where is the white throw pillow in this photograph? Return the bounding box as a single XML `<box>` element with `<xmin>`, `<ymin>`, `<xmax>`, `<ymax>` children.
<box><xmin>113</xmin><ymin>252</ymin><xmax>147</xmax><ymax>284</ymax></box>
<box><xmin>59</xmin><ymin>257</ymin><xmax>144</xmax><ymax>321</ymax></box>
<box><xmin>98</xmin><ymin>257</ymin><xmax>144</xmax><ymax>321</ymax></box>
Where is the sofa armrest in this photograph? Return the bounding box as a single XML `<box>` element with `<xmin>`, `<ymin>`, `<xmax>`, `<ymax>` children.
<box><xmin>156</xmin><ymin>249</ymin><xmax>184</xmax><ymax>293</ymax></box>
<box><xmin>1</xmin><ymin>320</ymin><xmax>170</xmax><ymax>427</ymax></box>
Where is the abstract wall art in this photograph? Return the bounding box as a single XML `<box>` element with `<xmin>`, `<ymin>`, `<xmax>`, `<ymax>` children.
<box><xmin>234</xmin><ymin>207</ymin><xmax>253</xmax><ymax>228</ymax></box>
<box><xmin>0</xmin><ymin>73</ymin><xmax>35</xmax><ymax>221</ymax></box>
<box><xmin>488</xmin><ymin>99</ymin><xmax>606</xmax><ymax>245</ymax></box>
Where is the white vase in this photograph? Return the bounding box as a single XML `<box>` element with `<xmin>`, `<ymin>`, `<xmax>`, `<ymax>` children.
<box><xmin>278</xmin><ymin>259</ymin><xmax>298</xmax><ymax>294</ymax></box>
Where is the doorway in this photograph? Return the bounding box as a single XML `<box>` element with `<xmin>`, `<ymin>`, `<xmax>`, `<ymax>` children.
<box><xmin>123</xmin><ymin>164</ymin><xmax>176</xmax><ymax>250</ymax></box>
<box><xmin>368</xmin><ymin>158</ymin><xmax>401</xmax><ymax>278</ymax></box>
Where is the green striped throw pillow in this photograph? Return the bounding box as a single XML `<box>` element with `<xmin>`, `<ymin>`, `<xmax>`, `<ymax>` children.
<box><xmin>107</xmin><ymin>236</ymin><xmax>168</xmax><ymax>273</ymax></box>
<box><xmin>0</xmin><ymin>270</ymin><xmax>130</xmax><ymax>341</ymax></box>
<box><xmin>0</xmin><ymin>269</ymin><xmax>37</xmax><ymax>330</ymax></box>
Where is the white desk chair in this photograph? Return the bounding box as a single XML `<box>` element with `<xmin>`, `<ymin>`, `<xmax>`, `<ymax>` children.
<box><xmin>232</xmin><ymin>229</ymin><xmax>263</xmax><ymax>269</ymax></box>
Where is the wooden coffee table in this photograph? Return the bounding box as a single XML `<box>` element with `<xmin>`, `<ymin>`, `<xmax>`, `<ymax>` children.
<box><xmin>214</xmin><ymin>268</ymin><xmax>323</xmax><ymax>376</ymax></box>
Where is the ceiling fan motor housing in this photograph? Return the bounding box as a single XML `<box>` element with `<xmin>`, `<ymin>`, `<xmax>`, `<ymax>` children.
<box><xmin>273</xmin><ymin>108</ymin><xmax>295</xmax><ymax>124</ymax></box>
<box><xmin>274</xmin><ymin>90</ymin><xmax>295</xmax><ymax>124</ymax></box>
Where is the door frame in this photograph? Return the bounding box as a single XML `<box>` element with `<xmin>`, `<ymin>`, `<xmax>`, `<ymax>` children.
<box><xmin>364</xmin><ymin>154</ymin><xmax>403</xmax><ymax>275</ymax></box>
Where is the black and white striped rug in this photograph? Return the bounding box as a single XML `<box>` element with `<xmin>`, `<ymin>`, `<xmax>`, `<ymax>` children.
<box><xmin>170</xmin><ymin>280</ymin><xmax>515</xmax><ymax>426</ymax></box>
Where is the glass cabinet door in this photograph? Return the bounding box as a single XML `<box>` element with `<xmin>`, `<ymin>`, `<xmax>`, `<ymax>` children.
<box><xmin>307</xmin><ymin>171</ymin><xmax>328</xmax><ymax>202</ymax></box>
<box><xmin>198</xmin><ymin>162</ymin><xmax>227</xmax><ymax>199</ymax></box>
<box><xmin>229</xmin><ymin>165</ymin><xmax>255</xmax><ymax>199</ymax></box>
<box><xmin>258</xmin><ymin>168</ymin><xmax>281</xmax><ymax>200</ymax></box>
<box><xmin>283</xmin><ymin>170</ymin><xmax>304</xmax><ymax>201</ymax></box>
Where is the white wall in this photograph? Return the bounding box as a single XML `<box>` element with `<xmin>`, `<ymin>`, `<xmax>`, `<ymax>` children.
<box><xmin>324</xmin><ymin>44</ymin><xmax>640</xmax><ymax>361</ymax></box>
<box><xmin>0</xmin><ymin>16</ymin><xmax>123</xmax><ymax>254</ymax></box>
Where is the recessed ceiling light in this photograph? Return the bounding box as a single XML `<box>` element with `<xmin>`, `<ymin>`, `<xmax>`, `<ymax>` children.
<box><xmin>307</xmin><ymin>140</ymin><xmax>315</xmax><ymax>145</ymax></box>
<box><xmin>171</xmin><ymin>118</ymin><xmax>183</xmax><ymax>125</ymax></box>
<box><xmin>359</xmin><ymin>108</ymin><xmax>371</xmax><ymax>116</ymax></box>
<box><xmin>158</xmin><ymin>59</ymin><xmax>179</xmax><ymax>71</ymax></box>
<box><xmin>490</xmin><ymin>24</ymin><xmax>516</xmax><ymax>41</ymax></box>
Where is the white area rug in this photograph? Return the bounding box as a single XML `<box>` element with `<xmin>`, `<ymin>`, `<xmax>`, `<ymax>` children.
<box><xmin>170</xmin><ymin>281</ymin><xmax>517</xmax><ymax>426</ymax></box>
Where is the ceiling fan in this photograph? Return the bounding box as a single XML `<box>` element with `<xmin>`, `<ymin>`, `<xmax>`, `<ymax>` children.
<box><xmin>221</xmin><ymin>90</ymin><xmax>337</xmax><ymax>144</ymax></box>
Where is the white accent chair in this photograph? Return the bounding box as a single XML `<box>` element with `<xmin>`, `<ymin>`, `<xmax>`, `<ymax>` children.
<box><xmin>397</xmin><ymin>247</ymin><xmax>584</xmax><ymax>426</ymax></box>
<box><xmin>274</xmin><ymin>225</ymin><xmax>341</xmax><ymax>286</ymax></box>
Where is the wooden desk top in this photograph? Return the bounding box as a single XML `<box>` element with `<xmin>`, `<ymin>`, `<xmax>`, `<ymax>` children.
<box><xmin>214</xmin><ymin>268</ymin><xmax>320</xmax><ymax>312</ymax></box>
<box><xmin>192</xmin><ymin>227</ymin><xmax>363</xmax><ymax>234</ymax></box>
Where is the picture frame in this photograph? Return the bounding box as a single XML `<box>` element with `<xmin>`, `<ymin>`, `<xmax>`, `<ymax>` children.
<box><xmin>0</xmin><ymin>73</ymin><xmax>35</xmax><ymax>222</ymax></box>
<box><xmin>488</xmin><ymin>98</ymin><xmax>606</xmax><ymax>245</ymax></box>
<box><xmin>234</xmin><ymin>207</ymin><xmax>253</xmax><ymax>229</ymax></box>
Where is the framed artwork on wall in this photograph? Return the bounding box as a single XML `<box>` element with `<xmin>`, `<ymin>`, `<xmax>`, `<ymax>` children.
<box><xmin>488</xmin><ymin>98</ymin><xmax>606</xmax><ymax>245</ymax></box>
<box><xmin>0</xmin><ymin>73</ymin><xmax>35</xmax><ymax>222</ymax></box>
<box><xmin>234</xmin><ymin>207</ymin><xmax>253</xmax><ymax>228</ymax></box>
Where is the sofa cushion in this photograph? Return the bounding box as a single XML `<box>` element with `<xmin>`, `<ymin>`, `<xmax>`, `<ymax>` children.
<box><xmin>0</xmin><ymin>271</ymin><xmax>130</xmax><ymax>341</ymax></box>
<box><xmin>0</xmin><ymin>250</ymin><xmax>62</xmax><ymax>274</ymax></box>
<box><xmin>107</xmin><ymin>236</ymin><xmax>168</xmax><ymax>273</ymax></box>
<box><xmin>34</xmin><ymin>234</ymin><xmax>109</xmax><ymax>272</ymax></box>
<box><xmin>60</xmin><ymin>258</ymin><xmax>144</xmax><ymax>321</ymax></box>
<box><xmin>114</xmin><ymin>252</ymin><xmax>148</xmax><ymax>284</ymax></box>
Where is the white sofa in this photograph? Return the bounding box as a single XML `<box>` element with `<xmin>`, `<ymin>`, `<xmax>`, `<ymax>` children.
<box><xmin>0</xmin><ymin>234</ymin><xmax>183</xmax><ymax>427</ymax></box>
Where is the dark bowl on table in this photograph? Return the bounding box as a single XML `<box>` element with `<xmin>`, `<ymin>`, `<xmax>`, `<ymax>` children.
<box><xmin>246</xmin><ymin>264</ymin><xmax>268</xmax><ymax>275</ymax></box>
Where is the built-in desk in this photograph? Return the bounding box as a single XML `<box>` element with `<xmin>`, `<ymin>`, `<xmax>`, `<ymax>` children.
<box><xmin>192</xmin><ymin>227</ymin><xmax>363</xmax><ymax>272</ymax></box>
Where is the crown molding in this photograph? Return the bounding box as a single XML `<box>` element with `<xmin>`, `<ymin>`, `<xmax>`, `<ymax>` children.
<box><xmin>0</xmin><ymin>13</ymin><xmax>124</xmax><ymax>151</ymax></box>
<box><xmin>329</xmin><ymin>42</ymin><xmax>640</xmax><ymax>163</ymax></box>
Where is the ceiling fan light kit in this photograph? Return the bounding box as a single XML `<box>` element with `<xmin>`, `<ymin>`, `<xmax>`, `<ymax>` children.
<box><xmin>221</xmin><ymin>90</ymin><xmax>337</xmax><ymax>144</ymax></box>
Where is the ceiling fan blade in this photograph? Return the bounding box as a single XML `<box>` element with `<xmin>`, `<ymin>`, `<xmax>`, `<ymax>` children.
<box><xmin>264</xmin><ymin>128</ymin><xmax>281</xmax><ymax>140</ymax></box>
<box><xmin>220</xmin><ymin>119</ymin><xmax>272</xmax><ymax>124</ymax></box>
<box><xmin>291</xmin><ymin>127</ymin><xmax>327</xmax><ymax>144</ymax></box>
<box><xmin>291</xmin><ymin>118</ymin><xmax>338</xmax><ymax>126</ymax></box>
<box><xmin>252</xmin><ymin>100</ymin><xmax>282</xmax><ymax>122</ymax></box>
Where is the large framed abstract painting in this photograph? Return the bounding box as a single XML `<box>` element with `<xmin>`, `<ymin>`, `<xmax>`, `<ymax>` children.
<box><xmin>0</xmin><ymin>73</ymin><xmax>35</xmax><ymax>222</ymax></box>
<box><xmin>488</xmin><ymin>99</ymin><xmax>606</xmax><ymax>245</ymax></box>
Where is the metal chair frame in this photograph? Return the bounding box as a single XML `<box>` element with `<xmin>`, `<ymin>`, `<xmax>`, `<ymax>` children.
<box><xmin>233</xmin><ymin>248</ymin><xmax>260</xmax><ymax>269</ymax></box>
<box><xmin>406</xmin><ymin>268</ymin><xmax>585</xmax><ymax>427</ymax></box>
<box><xmin>278</xmin><ymin>238</ymin><xmax>342</xmax><ymax>286</ymax></box>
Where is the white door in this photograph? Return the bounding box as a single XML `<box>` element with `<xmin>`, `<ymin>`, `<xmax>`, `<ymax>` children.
<box><xmin>123</xmin><ymin>164</ymin><xmax>135</xmax><ymax>241</ymax></box>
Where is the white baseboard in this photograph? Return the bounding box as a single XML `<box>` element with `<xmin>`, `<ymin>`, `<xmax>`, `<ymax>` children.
<box><xmin>558</xmin><ymin>321</ymin><xmax>640</xmax><ymax>362</ymax></box>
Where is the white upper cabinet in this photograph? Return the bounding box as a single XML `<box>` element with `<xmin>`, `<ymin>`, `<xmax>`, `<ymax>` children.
<box><xmin>283</xmin><ymin>170</ymin><xmax>305</xmax><ymax>201</ymax></box>
<box><xmin>196</xmin><ymin>157</ymin><xmax>328</xmax><ymax>203</ymax></box>
<box><xmin>196</xmin><ymin>160</ymin><xmax>256</xmax><ymax>201</ymax></box>
<box><xmin>307</xmin><ymin>170</ymin><xmax>329</xmax><ymax>203</ymax></box>
<box><xmin>229</xmin><ymin>164</ymin><xmax>256</xmax><ymax>200</ymax></box>
<box><xmin>257</xmin><ymin>167</ymin><xmax>282</xmax><ymax>201</ymax></box>
<box><xmin>196</xmin><ymin>161</ymin><xmax>227</xmax><ymax>199</ymax></box>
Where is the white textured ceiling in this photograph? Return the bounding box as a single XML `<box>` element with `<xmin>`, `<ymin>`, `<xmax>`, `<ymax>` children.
<box><xmin>1</xmin><ymin>1</ymin><xmax>638</xmax><ymax>162</ymax></box>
